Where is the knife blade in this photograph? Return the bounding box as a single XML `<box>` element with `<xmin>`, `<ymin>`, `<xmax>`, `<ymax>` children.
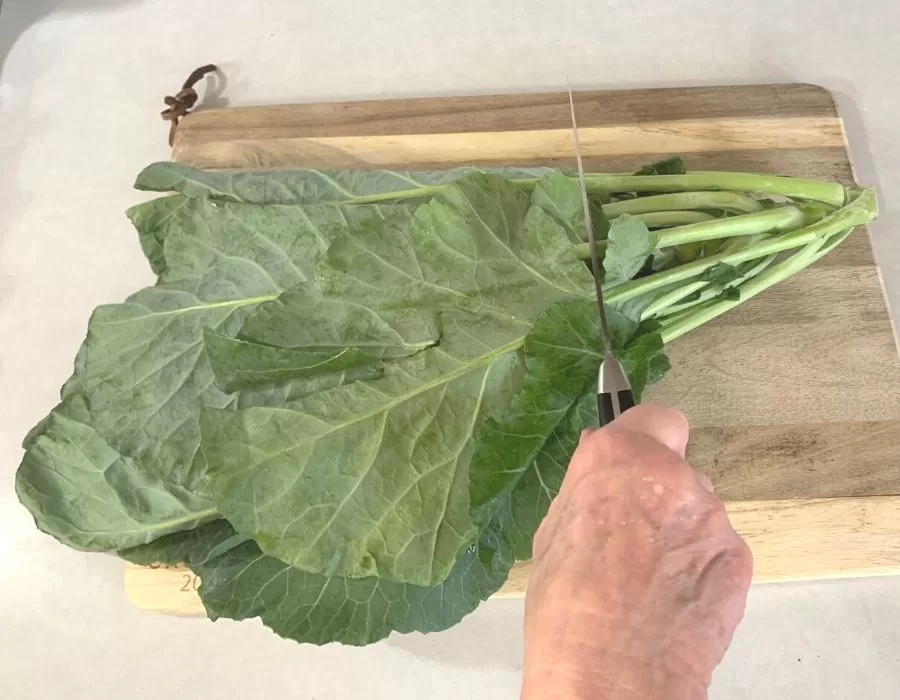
<box><xmin>566</xmin><ymin>85</ymin><xmax>636</xmax><ymax>425</ymax></box>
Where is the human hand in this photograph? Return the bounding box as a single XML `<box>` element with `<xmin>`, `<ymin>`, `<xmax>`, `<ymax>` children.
<box><xmin>521</xmin><ymin>404</ymin><xmax>752</xmax><ymax>700</ymax></box>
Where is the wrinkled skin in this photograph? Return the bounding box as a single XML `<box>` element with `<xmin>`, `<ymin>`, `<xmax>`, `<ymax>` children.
<box><xmin>522</xmin><ymin>404</ymin><xmax>752</xmax><ymax>700</ymax></box>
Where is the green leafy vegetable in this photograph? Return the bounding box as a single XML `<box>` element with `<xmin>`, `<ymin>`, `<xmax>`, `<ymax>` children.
<box><xmin>634</xmin><ymin>156</ymin><xmax>686</xmax><ymax>176</ymax></box>
<box><xmin>603</xmin><ymin>214</ymin><xmax>660</xmax><ymax>285</ymax></box>
<box><xmin>198</xmin><ymin>174</ymin><xmax>594</xmax><ymax>586</ymax></box>
<box><xmin>700</xmin><ymin>262</ymin><xmax>742</xmax><ymax>284</ymax></box>
<box><xmin>18</xmin><ymin>159</ymin><xmax>878</xmax><ymax>646</ymax></box>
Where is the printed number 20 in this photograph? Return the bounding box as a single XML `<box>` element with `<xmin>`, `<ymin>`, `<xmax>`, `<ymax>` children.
<box><xmin>180</xmin><ymin>574</ymin><xmax>200</xmax><ymax>592</ymax></box>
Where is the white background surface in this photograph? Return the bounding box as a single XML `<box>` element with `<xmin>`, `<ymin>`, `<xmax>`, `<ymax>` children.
<box><xmin>2</xmin><ymin>0</ymin><xmax>900</xmax><ymax>697</ymax></box>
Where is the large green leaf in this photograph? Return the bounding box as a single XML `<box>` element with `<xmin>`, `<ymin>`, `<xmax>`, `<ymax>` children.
<box><xmin>19</xmin><ymin>198</ymin><xmax>405</xmax><ymax>552</ymax></box>
<box><xmin>493</xmin><ymin>393</ymin><xmax>596</xmax><ymax>561</ymax></box>
<box><xmin>120</xmin><ymin>519</ymin><xmax>248</xmax><ymax>567</ymax></box>
<box><xmin>531</xmin><ymin>171</ymin><xmax>609</xmax><ymax>244</ymax></box>
<box><xmin>199</xmin><ymin>174</ymin><xmax>593</xmax><ymax>586</ymax></box>
<box><xmin>119</xmin><ymin>292</ymin><xmax>666</xmax><ymax>646</ymax></box>
<box><xmin>121</xmin><ymin>514</ymin><xmax>513</xmax><ymax>647</ymax></box>
<box><xmin>466</xmin><ymin>299</ymin><xmax>602</xmax><ymax>525</ymax></box>
<box><xmin>125</xmin><ymin>194</ymin><xmax>191</xmax><ymax>276</ymax></box>
<box><xmin>603</xmin><ymin>214</ymin><xmax>660</xmax><ymax>285</ymax></box>
<box><xmin>121</xmin><ymin>389</ymin><xmax>599</xmax><ymax>647</ymax></box>
<box><xmin>203</xmin><ymin>330</ymin><xmax>385</xmax><ymax>394</ymax></box>
<box><xmin>16</xmin><ymin>395</ymin><xmax>217</xmax><ymax>550</ymax></box>
<box><xmin>468</xmin><ymin>296</ymin><xmax>669</xmax><ymax>526</ymax></box>
<box><xmin>200</xmin><ymin>319</ymin><xmax>515</xmax><ymax>587</ymax></box>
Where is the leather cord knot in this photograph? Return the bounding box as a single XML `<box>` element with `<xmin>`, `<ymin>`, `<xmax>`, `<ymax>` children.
<box><xmin>161</xmin><ymin>65</ymin><xmax>218</xmax><ymax>147</ymax></box>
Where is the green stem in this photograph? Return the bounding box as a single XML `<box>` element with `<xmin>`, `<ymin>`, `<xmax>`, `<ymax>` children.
<box><xmin>654</xmin><ymin>254</ymin><xmax>778</xmax><ymax>319</ymax></box>
<box><xmin>629</xmin><ymin>210</ymin><xmax>716</xmax><ymax>228</ymax></box>
<box><xmin>350</xmin><ymin>185</ymin><xmax>445</xmax><ymax>204</ymax></box>
<box><xmin>585</xmin><ymin>172</ymin><xmax>846</xmax><ymax>207</ymax></box>
<box><xmin>640</xmin><ymin>280</ymin><xmax>709</xmax><ymax>320</ymax></box>
<box><xmin>659</xmin><ymin>227</ymin><xmax>854</xmax><ymax>343</ymax></box>
<box><xmin>603</xmin><ymin>191</ymin><xmax>763</xmax><ymax>216</ymax></box>
<box><xmin>604</xmin><ymin>187</ymin><xmax>876</xmax><ymax>305</ymax></box>
<box><xmin>657</xmin><ymin>206</ymin><xmax>804</xmax><ymax>247</ymax></box>
<box><xmin>347</xmin><ymin>172</ymin><xmax>848</xmax><ymax>207</ymax></box>
<box><xmin>658</xmin><ymin>240</ymin><xmax>825</xmax><ymax>344</ymax></box>
<box><xmin>573</xmin><ymin>206</ymin><xmax>805</xmax><ymax>260</ymax></box>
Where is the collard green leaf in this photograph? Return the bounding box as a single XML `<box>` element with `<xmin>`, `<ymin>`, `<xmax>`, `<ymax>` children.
<box><xmin>120</xmin><ymin>519</ymin><xmax>248</xmax><ymax>567</ymax></box>
<box><xmin>16</xmin><ymin>395</ymin><xmax>217</xmax><ymax>550</ymax></box>
<box><xmin>530</xmin><ymin>172</ymin><xmax>609</xmax><ymax>244</ymax></box>
<box><xmin>121</xmin><ymin>389</ymin><xmax>601</xmax><ymax>647</ymax></box>
<box><xmin>200</xmin><ymin>318</ymin><xmax>515</xmax><ymax>587</ymax></box>
<box><xmin>125</xmin><ymin>195</ymin><xmax>191</xmax><ymax>276</ymax></box>
<box><xmin>700</xmin><ymin>262</ymin><xmax>742</xmax><ymax>284</ymax></box>
<box><xmin>621</xmin><ymin>326</ymin><xmax>671</xmax><ymax>401</ymax></box>
<box><xmin>236</xmin><ymin>175</ymin><xmax>593</xmax><ymax>350</ymax></box>
<box><xmin>123</xmin><ymin>513</ymin><xmax>513</xmax><ymax>646</ymax></box>
<box><xmin>203</xmin><ymin>330</ymin><xmax>384</xmax><ymax>394</ymax></box>
<box><xmin>603</xmin><ymin>214</ymin><xmax>660</xmax><ymax>285</ymax></box>
<box><xmin>200</xmin><ymin>519</ymin><xmax>514</xmax><ymax>647</ymax></box>
<box><xmin>493</xmin><ymin>393</ymin><xmax>596</xmax><ymax>560</ymax></box>
<box><xmin>20</xmin><ymin>198</ymin><xmax>405</xmax><ymax>552</ymax></box>
<box><xmin>199</xmin><ymin>175</ymin><xmax>593</xmax><ymax>586</ymax></box>
<box><xmin>467</xmin><ymin>299</ymin><xmax>603</xmax><ymax>525</ymax></box>
<box><xmin>469</xmin><ymin>297</ymin><xmax>669</xmax><ymax>528</ymax></box>
<box><xmin>633</xmin><ymin>156</ymin><xmax>687</xmax><ymax>176</ymax></box>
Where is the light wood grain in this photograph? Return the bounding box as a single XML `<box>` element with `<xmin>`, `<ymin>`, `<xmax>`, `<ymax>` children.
<box><xmin>125</xmin><ymin>494</ymin><xmax>900</xmax><ymax>613</ymax></box>
<box><xmin>125</xmin><ymin>83</ymin><xmax>900</xmax><ymax>612</ymax></box>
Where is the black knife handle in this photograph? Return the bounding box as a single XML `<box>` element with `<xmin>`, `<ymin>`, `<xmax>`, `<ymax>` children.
<box><xmin>597</xmin><ymin>390</ymin><xmax>637</xmax><ymax>427</ymax></box>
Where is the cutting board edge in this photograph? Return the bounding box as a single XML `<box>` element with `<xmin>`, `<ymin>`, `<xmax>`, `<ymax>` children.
<box><xmin>124</xmin><ymin>493</ymin><xmax>900</xmax><ymax>615</ymax></box>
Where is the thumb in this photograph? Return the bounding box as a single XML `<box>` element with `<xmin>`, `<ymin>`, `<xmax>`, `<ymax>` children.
<box><xmin>605</xmin><ymin>402</ymin><xmax>690</xmax><ymax>458</ymax></box>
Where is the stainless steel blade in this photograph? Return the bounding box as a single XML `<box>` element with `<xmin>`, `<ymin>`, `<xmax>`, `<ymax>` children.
<box><xmin>566</xmin><ymin>85</ymin><xmax>613</xmax><ymax>356</ymax></box>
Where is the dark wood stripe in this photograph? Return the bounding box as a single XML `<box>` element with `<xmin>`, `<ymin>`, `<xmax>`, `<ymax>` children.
<box><xmin>575</xmin><ymin>147</ymin><xmax>853</xmax><ymax>183</ymax></box>
<box><xmin>177</xmin><ymin>83</ymin><xmax>837</xmax><ymax>141</ymax></box>
<box><xmin>652</xmin><ymin>321</ymin><xmax>900</xmax><ymax>428</ymax></box>
<box><xmin>691</xmin><ymin>420</ymin><xmax>900</xmax><ymax>500</ymax></box>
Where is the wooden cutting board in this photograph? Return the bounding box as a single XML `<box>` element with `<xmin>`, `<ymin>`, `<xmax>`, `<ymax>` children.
<box><xmin>125</xmin><ymin>83</ymin><xmax>900</xmax><ymax>615</ymax></box>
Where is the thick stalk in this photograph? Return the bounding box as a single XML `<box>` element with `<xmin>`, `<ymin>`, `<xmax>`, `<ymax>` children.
<box><xmin>628</xmin><ymin>211</ymin><xmax>716</xmax><ymax>228</ymax></box>
<box><xmin>585</xmin><ymin>172</ymin><xmax>846</xmax><ymax>207</ymax></box>
<box><xmin>604</xmin><ymin>187</ymin><xmax>876</xmax><ymax>305</ymax></box>
<box><xmin>657</xmin><ymin>206</ymin><xmax>804</xmax><ymax>247</ymax></box>
<box><xmin>605</xmin><ymin>235</ymin><xmax>811</xmax><ymax>304</ymax></box>
<box><xmin>603</xmin><ymin>191</ymin><xmax>763</xmax><ymax>216</ymax></box>
<box><xmin>573</xmin><ymin>206</ymin><xmax>804</xmax><ymax>260</ymax></box>
<box><xmin>347</xmin><ymin>172</ymin><xmax>848</xmax><ymax>207</ymax></box>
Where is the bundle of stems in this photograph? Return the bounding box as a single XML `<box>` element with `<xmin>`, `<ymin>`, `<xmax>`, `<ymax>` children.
<box><xmin>354</xmin><ymin>170</ymin><xmax>877</xmax><ymax>348</ymax></box>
